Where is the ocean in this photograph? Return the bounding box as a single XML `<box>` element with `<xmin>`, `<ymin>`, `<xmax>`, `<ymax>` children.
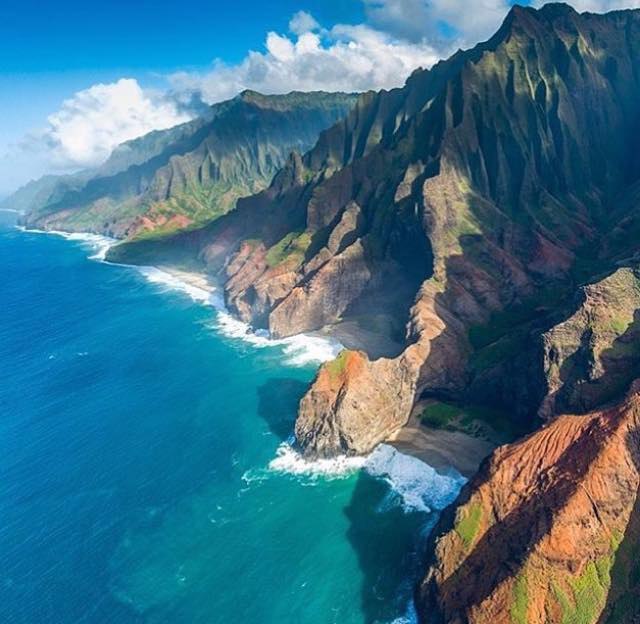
<box><xmin>0</xmin><ymin>210</ymin><xmax>465</xmax><ymax>624</ymax></box>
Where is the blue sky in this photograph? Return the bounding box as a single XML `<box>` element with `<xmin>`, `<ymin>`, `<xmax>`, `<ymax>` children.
<box><xmin>1</xmin><ymin>1</ymin><xmax>365</xmax><ymax>71</ymax></box>
<box><xmin>0</xmin><ymin>1</ymin><xmax>361</xmax><ymax>150</ymax></box>
<box><xmin>0</xmin><ymin>0</ymin><xmax>635</xmax><ymax>195</ymax></box>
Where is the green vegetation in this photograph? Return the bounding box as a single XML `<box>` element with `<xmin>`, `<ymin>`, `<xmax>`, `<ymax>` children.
<box><xmin>554</xmin><ymin>537</ymin><xmax>624</xmax><ymax>624</ymax></box>
<box><xmin>266</xmin><ymin>231</ymin><xmax>312</xmax><ymax>268</ymax></box>
<box><xmin>469</xmin><ymin>309</ymin><xmax>536</xmax><ymax>350</ymax></box>
<box><xmin>131</xmin><ymin>180</ymin><xmax>252</xmax><ymax>242</ymax></box>
<box><xmin>511</xmin><ymin>571</ymin><xmax>529</xmax><ymax>624</ymax></box>
<box><xmin>18</xmin><ymin>91</ymin><xmax>357</xmax><ymax>237</ymax></box>
<box><xmin>420</xmin><ymin>400</ymin><xmax>521</xmax><ymax>441</ymax></box>
<box><xmin>468</xmin><ymin>287</ymin><xmax>566</xmax><ymax>351</ymax></box>
<box><xmin>469</xmin><ymin>331</ymin><xmax>529</xmax><ymax>373</ymax></box>
<box><xmin>460</xmin><ymin>404</ymin><xmax>523</xmax><ymax>439</ymax></box>
<box><xmin>602</xmin><ymin>529</ymin><xmax>640</xmax><ymax>624</ymax></box>
<box><xmin>553</xmin><ymin>558</ymin><xmax>612</xmax><ymax>624</ymax></box>
<box><xmin>455</xmin><ymin>503</ymin><xmax>483</xmax><ymax>548</ymax></box>
<box><xmin>609</xmin><ymin>316</ymin><xmax>631</xmax><ymax>335</ymax></box>
<box><xmin>420</xmin><ymin>402</ymin><xmax>460</xmax><ymax>429</ymax></box>
<box><xmin>325</xmin><ymin>351</ymin><xmax>349</xmax><ymax>381</ymax></box>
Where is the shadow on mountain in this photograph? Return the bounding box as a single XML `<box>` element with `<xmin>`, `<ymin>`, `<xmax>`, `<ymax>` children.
<box><xmin>597</xmin><ymin>427</ymin><xmax>640</xmax><ymax>624</ymax></box>
<box><xmin>256</xmin><ymin>377</ymin><xmax>309</xmax><ymax>441</ymax></box>
<box><xmin>418</xmin><ymin>307</ymin><xmax>640</xmax><ymax>618</ymax></box>
<box><xmin>429</xmin><ymin>410</ymin><xmax>623</xmax><ymax>616</ymax></box>
<box><xmin>550</xmin><ymin>308</ymin><xmax>640</xmax><ymax>415</ymax></box>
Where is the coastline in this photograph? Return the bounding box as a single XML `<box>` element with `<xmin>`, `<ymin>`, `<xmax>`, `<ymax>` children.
<box><xmin>159</xmin><ymin>267</ymin><xmax>401</xmax><ymax>360</ymax></box>
<box><xmin>10</xmin><ymin>222</ymin><xmax>474</xmax><ymax>624</ymax></box>
<box><xmin>15</xmin><ymin>225</ymin><xmax>472</xmax><ymax>496</ymax></box>
<box><xmin>388</xmin><ymin>409</ymin><xmax>496</xmax><ymax>478</ymax></box>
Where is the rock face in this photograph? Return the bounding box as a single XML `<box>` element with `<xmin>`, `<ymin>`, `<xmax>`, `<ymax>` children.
<box><xmin>295</xmin><ymin>350</ymin><xmax>421</xmax><ymax>457</ymax></box>
<box><xmin>111</xmin><ymin>4</ymin><xmax>640</xmax><ymax>458</ymax></box>
<box><xmin>540</xmin><ymin>268</ymin><xmax>640</xmax><ymax>419</ymax></box>
<box><xmin>47</xmin><ymin>4</ymin><xmax>640</xmax><ymax>618</ymax></box>
<box><xmin>13</xmin><ymin>91</ymin><xmax>357</xmax><ymax>238</ymax></box>
<box><xmin>417</xmin><ymin>384</ymin><xmax>640</xmax><ymax>624</ymax></box>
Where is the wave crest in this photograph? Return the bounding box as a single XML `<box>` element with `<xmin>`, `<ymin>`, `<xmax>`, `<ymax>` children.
<box><xmin>268</xmin><ymin>442</ymin><xmax>366</xmax><ymax>479</ymax></box>
<box><xmin>268</xmin><ymin>442</ymin><xmax>466</xmax><ymax>514</ymax></box>
<box><xmin>19</xmin><ymin>227</ymin><xmax>341</xmax><ymax>367</ymax></box>
<box><xmin>364</xmin><ymin>444</ymin><xmax>466</xmax><ymax>514</ymax></box>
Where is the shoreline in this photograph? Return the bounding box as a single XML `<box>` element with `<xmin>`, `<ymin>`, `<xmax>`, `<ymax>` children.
<box><xmin>16</xmin><ymin>225</ymin><xmax>481</xmax><ymax>482</ymax></box>
<box><xmin>388</xmin><ymin>409</ymin><xmax>496</xmax><ymax>478</ymax></box>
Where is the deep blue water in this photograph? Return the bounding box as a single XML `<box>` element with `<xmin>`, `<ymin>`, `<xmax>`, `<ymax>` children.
<box><xmin>0</xmin><ymin>211</ymin><xmax>463</xmax><ymax>624</ymax></box>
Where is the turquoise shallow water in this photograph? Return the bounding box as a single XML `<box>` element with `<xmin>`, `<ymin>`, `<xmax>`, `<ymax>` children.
<box><xmin>0</xmin><ymin>211</ymin><xmax>464</xmax><ymax>624</ymax></box>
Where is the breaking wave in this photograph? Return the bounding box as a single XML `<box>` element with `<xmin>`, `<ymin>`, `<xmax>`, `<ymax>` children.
<box><xmin>365</xmin><ymin>444</ymin><xmax>466</xmax><ymax>514</ymax></box>
<box><xmin>268</xmin><ymin>441</ymin><xmax>367</xmax><ymax>479</ymax></box>
<box><xmin>19</xmin><ymin>228</ymin><xmax>115</xmax><ymax>261</ymax></box>
<box><xmin>18</xmin><ymin>226</ymin><xmax>341</xmax><ymax>367</ymax></box>
<box><xmin>268</xmin><ymin>442</ymin><xmax>466</xmax><ymax>514</ymax></box>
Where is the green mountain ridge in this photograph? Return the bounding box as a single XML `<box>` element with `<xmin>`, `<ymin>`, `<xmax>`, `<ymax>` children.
<box><xmin>106</xmin><ymin>5</ymin><xmax>640</xmax><ymax>622</ymax></box>
<box><xmin>10</xmin><ymin>90</ymin><xmax>358</xmax><ymax>238</ymax></box>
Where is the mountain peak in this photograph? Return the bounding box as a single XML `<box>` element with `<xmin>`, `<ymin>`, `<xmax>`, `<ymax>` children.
<box><xmin>501</xmin><ymin>2</ymin><xmax>577</xmax><ymax>33</ymax></box>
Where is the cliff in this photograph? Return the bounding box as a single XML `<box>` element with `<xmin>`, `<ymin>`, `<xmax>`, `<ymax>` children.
<box><xmin>417</xmin><ymin>383</ymin><xmax>640</xmax><ymax>624</ymax></box>
<box><xmin>14</xmin><ymin>91</ymin><xmax>357</xmax><ymax>239</ymax></box>
<box><xmin>110</xmin><ymin>3</ymin><xmax>640</xmax><ymax>457</ymax></box>
<box><xmin>24</xmin><ymin>3</ymin><xmax>640</xmax><ymax>620</ymax></box>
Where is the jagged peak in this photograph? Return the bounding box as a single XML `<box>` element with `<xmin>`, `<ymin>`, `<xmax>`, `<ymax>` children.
<box><xmin>504</xmin><ymin>1</ymin><xmax>587</xmax><ymax>23</ymax></box>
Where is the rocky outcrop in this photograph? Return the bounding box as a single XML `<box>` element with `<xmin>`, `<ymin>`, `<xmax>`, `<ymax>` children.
<box><xmin>15</xmin><ymin>91</ymin><xmax>357</xmax><ymax>238</ymax></box>
<box><xmin>287</xmin><ymin>4</ymin><xmax>640</xmax><ymax>456</ymax></box>
<box><xmin>540</xmin><ymin>267</ymin><xmax>640</xmax><ymax>419</ymax></box>
<box><xmin>88</xmin><ymin>5</ymin><xmax>640</xmax><ymax>620</ymax></box>
<box><xmin>288</xmin><ymin>4</ymin><xmax>640</xmax><ymax>456</ymax></box>
<box><xmin>108</xmin><ymin>4</ymin><xmax>640</xmax><ymax>460</ymax></box>
<box><xmin>417</xmin><ymin>383</ymin><xmax>640</xmax><ymax>624</ymax></box>
<box><xmin>50</xmin><ymin>4</ymin><xmax>640</xmax><ymax>617</ymax></box>
<box><xmin>295</xmin><ymin>349</ymin><xmax>421</xmax><ymax>457</ymax></box>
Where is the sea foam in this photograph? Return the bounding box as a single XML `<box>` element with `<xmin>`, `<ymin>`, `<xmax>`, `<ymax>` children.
<box><xmin>268</xmin><ymin>441</ymin><xmax>367</xmax><ymax>479</ymax></box>
<box><xmin>365</xmin><ymin>444</ymin><xmax>466</xmax><ymax>514</ymax></box>
<box><xmin>19</xmin><ymin>227</ymin><xmax>116</xmax><ymax>261</ymax></box>
<box><xmin>131</xmin><ymin>265</ymin><xmax>225</xmax><ymax>308</ymax></box>
<box><xmin>127</xmin><ymin>269</ymin><xmax>342</xmax><ymax>366</ymax></box>
<box><xmin>19</xmin><ymin>226</ymin><xmax>342</xmax><ymax>367</ymax></box>
<box><xmin>214</xmin><ymin>311</ymin><xmax>342</xmax><ymax>366</ymax></box>
<box><xmin>269</xmin><ymin>442</ymin><xmax>466</xmax><ymax>514</ymax></box>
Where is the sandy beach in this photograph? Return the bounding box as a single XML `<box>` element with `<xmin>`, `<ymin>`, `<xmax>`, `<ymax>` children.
<box><xmin>161</xmin><ymin>266</ymin><xmax>218</xmax><ymax>296</ymax></box>
<box><xmin>159</xmin><ymin>266</ymin><xmax>495</xmax><ymax>478</ymax></box>
<box><xmin>389</xmin><ymin>409</ymin><xmax>497</xmax><ymax>478</ymax></box>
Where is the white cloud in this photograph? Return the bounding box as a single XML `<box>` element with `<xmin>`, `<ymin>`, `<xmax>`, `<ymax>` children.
<box><xmin>543</xmin><ymin>0</ymin><xmax>640</xmax><ymax>10</ymax></box>
<box><xmin>21</xmin><ymin>78</ymin><xmax>191</xmax><ymax>172</ymax></box>
<box><xmin>169</xmin><ymin>20</ymin><xmax>439</xmax><ymax>105</ymax></box>
<box><xmin>364</xmin><ymin>0</ymin><xmax>640</xmax><ymax>51</ymax></box>
<box><xmin>289</xmin><ymin>11</ymin><xmax>321</xmax><ymax>36</ymax></box>
<box><xmin>363</xmin><ymin>0</ymin><xmax>512</xmax><ymax>47</ymax></box>
<box><xmin>5</xmin><ymin>0</ymin><xmax>640</xmax><ymax>194</ymax></box>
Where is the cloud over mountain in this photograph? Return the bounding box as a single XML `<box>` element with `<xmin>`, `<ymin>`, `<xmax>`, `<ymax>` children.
<box><xmin>19</xmin><ymin>79</ymin><xmax>191</xmax><ymax>172</ymax></box>
<box><xmin>169</xmin><ymin>14</ymin><xmax>439</xmax><ymax>105</ymax></box>
<box><xmin>5</xmin><ymin>0</ymin><xmax>640</xmax><ymax>191</ymax></box>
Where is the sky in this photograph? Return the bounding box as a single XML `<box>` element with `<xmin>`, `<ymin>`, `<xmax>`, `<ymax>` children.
<box><xmin>1</xmin><ymin>0</ymin><xmax>639</xmax><ymax>195</ymax></box>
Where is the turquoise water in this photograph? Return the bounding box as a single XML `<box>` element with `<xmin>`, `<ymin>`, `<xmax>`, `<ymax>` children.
<box><xmin>0</xmin><ymin>211</ymin><xmax>464</xmax><ymax>624</ymax></box>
